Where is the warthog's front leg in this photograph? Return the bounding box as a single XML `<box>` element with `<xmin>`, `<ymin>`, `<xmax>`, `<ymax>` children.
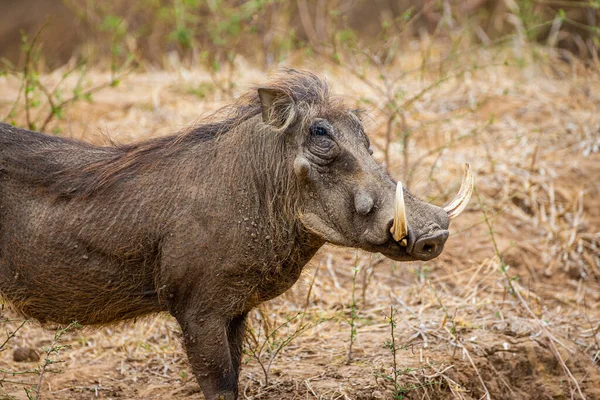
<box><xmin>176</xmin><ymin>312</ymin><xmax>240</xmax><ymax>400</ymax></box>
<box><xmin>159</xmin><ymin>236</ymin><xmax>248</xmax><ymax>399</ymax></box>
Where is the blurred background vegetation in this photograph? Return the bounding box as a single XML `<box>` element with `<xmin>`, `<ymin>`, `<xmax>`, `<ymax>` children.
<box><xmin>0</xmin><ymin>0</ymin><xmax>598</xmax><ymax>71</ymax></box>
<box><xmin>1</xmin><ymin>0</ymin><xmax>599</xmax><ymax>140</ymax></box>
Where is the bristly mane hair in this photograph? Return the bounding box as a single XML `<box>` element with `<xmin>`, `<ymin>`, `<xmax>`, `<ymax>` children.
<box><xmin>3</xmin><ymin>69</ymin><xmax>332</xmax><ymax>199</ymax></box>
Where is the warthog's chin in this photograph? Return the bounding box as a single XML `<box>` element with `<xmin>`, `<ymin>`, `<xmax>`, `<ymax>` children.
<box><xmin>363</xmin><ymin>241</ymin><xmax>414</xmax><ymax>262</ymax></box>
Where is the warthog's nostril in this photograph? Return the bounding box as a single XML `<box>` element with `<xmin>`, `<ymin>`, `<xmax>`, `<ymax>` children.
<box><xmin>409</xmin><ymin>230</ymin><xmax>449</xmax><ymax>260</ymax></box>
<box><xmin>422</xmin><ymin>244</ymin><xmax>435</xmax><ymax>253</ymax></box>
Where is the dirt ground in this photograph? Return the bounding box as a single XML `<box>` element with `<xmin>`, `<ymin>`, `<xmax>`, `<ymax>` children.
<box><xmin>0</xmin><ymin>44</ymin><xmax>599</xmax><ymax>399</ymax></box>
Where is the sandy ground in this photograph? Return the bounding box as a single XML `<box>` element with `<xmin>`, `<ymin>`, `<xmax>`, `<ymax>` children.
<box><xmin>0</xmin><ymin>44</ymin><xmax>599</xmax><ymax>399</ymax></box>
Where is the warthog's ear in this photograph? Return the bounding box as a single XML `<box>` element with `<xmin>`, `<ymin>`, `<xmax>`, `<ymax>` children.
<box><xmin>258</xmin><ymin>87</ymin><xmax>296</xmax><ymax>130</ymax></box>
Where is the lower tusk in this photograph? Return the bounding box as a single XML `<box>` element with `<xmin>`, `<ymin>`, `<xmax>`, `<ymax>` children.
<box><xmin>443</xmin><ymin>163</ymin><xmax>474</xmax><ymax>220</ymax></box>
<box><xmin>390</xmin><ymin>182</ymin><xmax>408</xmax><ymax>245</ymax></box>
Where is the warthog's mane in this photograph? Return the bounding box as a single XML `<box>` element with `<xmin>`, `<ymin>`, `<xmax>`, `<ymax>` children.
<box><xmin>2</xmin><ymin>69</ymin><xmax>334</xmax><ymax>199</ymax></box>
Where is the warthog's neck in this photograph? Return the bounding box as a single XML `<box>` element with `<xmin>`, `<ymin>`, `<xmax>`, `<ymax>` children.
<box><xmin>194</xmin><ymin>118</ymin><xmax>325</xmax><ymax>303</ymax></box>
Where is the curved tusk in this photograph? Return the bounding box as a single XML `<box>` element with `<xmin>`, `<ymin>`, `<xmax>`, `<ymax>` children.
<box><xmin>443</xmin><ymin>163</ymin><xmax>474</xmax><ymax>220</ymax></box>
<box><xmin>390</xmin><ymin>182</ymin><xmax>408</xmax><ymax>246</ymax></box>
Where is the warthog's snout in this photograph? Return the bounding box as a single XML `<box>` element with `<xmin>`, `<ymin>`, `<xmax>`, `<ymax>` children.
<box><xmin>374</xmin><ymin>164</ymin><xmax>473</xmax><ymax>262</ymax></box>
<box><xmin>377</xmin><ymin>201</ymin><xmax>450</xmax><ymax>262</ymax></box>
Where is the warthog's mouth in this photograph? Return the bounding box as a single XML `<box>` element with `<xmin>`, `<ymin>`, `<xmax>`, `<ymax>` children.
<box><xmin>365</xmin><ymin>223</ymin><xmax>449</xmax><ymax>262</ymax></box>
<box><xmin>380</xmin><ymin>226</ymin><xmax>450</xmax><ymax>262</ymax></box>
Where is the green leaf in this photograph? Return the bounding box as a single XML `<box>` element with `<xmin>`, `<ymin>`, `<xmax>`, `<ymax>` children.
<box><xmin>169</xmin><ymin>27</ymin><xmax>193</xmax><ymax>48</ymax></box>
<box><xmin>337</xmin><ymin>29</ymin><xmax>356</xmax><ymax>45</ymax></box>
<box><xmin>51</xmin><ymin>106</ymin><xmax>63</xmax><ymax>119</ymax></box>
<box><xmin>101</xmin><ymin>15</ymin><xmax>123</xmax><ymax>33</ymax></box>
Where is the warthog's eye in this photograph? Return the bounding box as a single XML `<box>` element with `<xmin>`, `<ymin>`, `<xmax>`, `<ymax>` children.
<box><xmin>310</xmin><ymin>125</ymin><xmax>330</xmax><ymax>137</ymax></box>
<box><xmin>308</xmin><ymin>121</ymin><xmax>337</xmax><ymax>162</ymax></box>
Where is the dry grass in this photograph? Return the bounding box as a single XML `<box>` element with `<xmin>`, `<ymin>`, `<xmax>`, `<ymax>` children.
<box><xmin>0</xmin><ymin>41</ymin><xmax>599</xmax><ymax>399</ymax></box>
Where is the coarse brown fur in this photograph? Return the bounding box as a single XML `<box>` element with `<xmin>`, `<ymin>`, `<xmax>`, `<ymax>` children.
<box><xmin>0</xmin><ymin>69</ymin><xmax>452</xmax><ymax>400</ymax></box>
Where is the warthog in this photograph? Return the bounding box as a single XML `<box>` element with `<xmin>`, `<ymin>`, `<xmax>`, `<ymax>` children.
<box><xmin>0</xmin><ymin>70</ymin><xmax>471</xmax><ymax>400</ymax></box>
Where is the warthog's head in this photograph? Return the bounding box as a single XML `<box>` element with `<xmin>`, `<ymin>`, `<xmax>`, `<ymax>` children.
<box><xmin>257</xmin><ymin>70</ymin><xmax>472</xmax><ymax>261</ymax></box>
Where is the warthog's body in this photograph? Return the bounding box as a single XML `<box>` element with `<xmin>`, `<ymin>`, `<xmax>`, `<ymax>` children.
<box><xmin>0</xmin><ymin>111</ymin><xmax>319</xmax><ymax>325</ymax></box>
<box><xmin>0</xmin><ymin>70</ymin><xmax>458</xmax><ymax>399</ymax></box>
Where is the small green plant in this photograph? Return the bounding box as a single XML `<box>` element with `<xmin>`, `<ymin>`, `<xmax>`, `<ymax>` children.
<box><xmin>345</xmin><ymin>251</ymin><xmax>360</xmax><ymax>364</ymax></box>
<box><xmin>373</xmin><ymin>307</ymin><xmax>439</xmax><ymax>399</ymax></box>
<box><xmin>0</xmin><ymin>318</ymin><xmax>30</xmax><ymax>399</ymax></box>
<box><xmin>384</xmin><ymin>306</ymin><xmax>402</xmax><ymax>398</ymax></box>
<box><xmin>374</xmin><ymin>307</ymin><xmax>409</xmax><ymax>399</ymax></box>
<box><xmin>244</xmin><ymin>309</ymin><xmax>326</xmax><ymax>387</ymax></box>
<box><xmin>0</xmin><ymin>320</ymin><xmax>28</xmax><ymax>354</ymax></box>
<box><xmin>25</xmin><ymin>321</ymin><xmax>81</xmax><ymax>400</ymax></box>
<box><xmin>0</xmin><ymin>319</ymin><xmax>80</xmax><ymax>400</ymax></box>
